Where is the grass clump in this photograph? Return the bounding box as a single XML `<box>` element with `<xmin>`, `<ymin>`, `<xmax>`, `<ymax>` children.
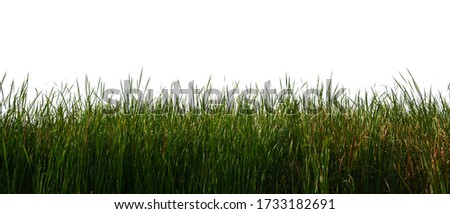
<box><xmin>1</xmin><ymin>71</ymin><xmax>449</xmax><ymax>193</ymax></box>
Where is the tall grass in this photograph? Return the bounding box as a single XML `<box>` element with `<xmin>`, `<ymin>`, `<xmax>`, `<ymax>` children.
<box><xmin>1</xmin><ymin>71</ymin><xmax>449</xmax><ymax>193</ymax></box>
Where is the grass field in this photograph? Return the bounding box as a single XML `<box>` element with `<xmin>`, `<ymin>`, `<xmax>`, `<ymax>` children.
<box><xmin>1</xmin><ymin>71</ymin><xmax>449</xmax><ymax>193</ymax></box>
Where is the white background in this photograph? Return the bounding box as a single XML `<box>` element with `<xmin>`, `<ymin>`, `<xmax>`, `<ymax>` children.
<box><xmin>1</xmin><ymin>194</ymin><xmax>450</xmax><ymax>214</ymax></box>
<box><xmin>1</xmin><ymin>0</ymin><xmax>450</xmax><ymax>93</ymax></box>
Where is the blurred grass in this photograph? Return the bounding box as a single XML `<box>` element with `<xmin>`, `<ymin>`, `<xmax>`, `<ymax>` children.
<box><xmin>1</xmin><ymin>71</ymin><xmax>449</xmax><ymax>193</ymax></box>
